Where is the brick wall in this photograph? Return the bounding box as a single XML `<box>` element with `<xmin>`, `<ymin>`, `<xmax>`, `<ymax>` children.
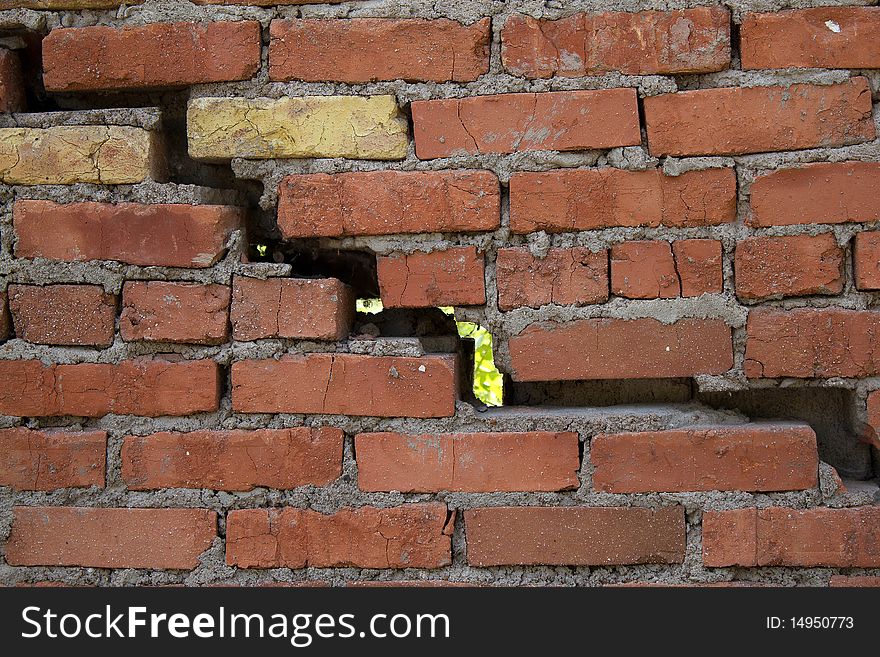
<box><xmin>0</xmin><ymin>0</ymin><xmax>878</xmax><ymax>588</ymax></box>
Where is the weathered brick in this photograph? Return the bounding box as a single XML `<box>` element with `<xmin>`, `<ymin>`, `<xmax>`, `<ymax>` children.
<box><xmin>226</xmin><ymin>504</ymin><xmax>452</xmax><ymax>568</ymax></box>
<box><xmin>868</xmin><ymin>391</ymin><xmax>880</xmax><ymax>435</ymax></box>
<box><xmin>611</xmin><ymin>241</ymin><xmax>680</xmax><ymax>299</ymax></box>
<box><xmin>13</xmin><ymin>200</ymin><xmax>243</xmax><ymax>268</ymax></box>
<box><xmin>6</xmin><ymin>507</ymin><xmax>217</xmax><ymax>569</ymax></box>
<box><xmin>0</xmin><ymin>48</ymin><xmax>26</xmax><ymax>112</ymax></box>
<box><xmin>465</xmin><ymin>506</ymin><xmax>686</xmax><ymax>566</ymax></box>
<box><xmin>749</xmin><ymin>162</ymin><xmax>880</xmax><ymax>227</ymax></box>
<box><xmin>0</xmin><ymin>125</ymin><xmax>159</xmax><ymax>184</ymax></box>
<box><xmin>502</xmin><ymin>7</ymin><xmax>730</xmax><ymax>77</ymax></box>
<box><xmin>270</xmin><ymin>18</ymin><xmax>490</xmax><ymax>83</ymax></box>
<box><xmin>591</xmin><ymin>423</ymin><xmax>818</xmax><ymax>493</ymax></box>
<box><xmin>854</xmin><ymin>232</ymin><xmax>880</xmax><ymax>290</ymax></box>
<box><xmin>120</xmin><ymin>281</ymin><xmax>230</xmax><ymax>345</ymax></box>
<box><xmin>377</xmin><ymin>247</ymin><xmax>486</xmax><ymax>308</ymax></box>
<box><xmin>745</xmin><ymin>308</ymin><xmax>880</xmax><ymax>378</ymax></box>
<box><xmin>231</xmin><ymin>277</ymin><xmax>354</xmax><ymax>341</ymax></box>
<box><xmin>703</xmin><ymin>507</ymin><xmax>880</xmax><ymax>567</ymax></box>
<box><xmin>496</xmin><ymin>247</ymin><xmax>608</xmax><ymax>310</ymax></box>
<box><xmin>741</xmin><ymin>8</ymin><xmax>880</xmax><ymax>70</ymax></box>
<box><xmin>122</xmin><ymin>427</ymin><xmax>343</xmax><ymax>491</ymax></box>
<box><xmin>644</xmin><ymin>78</ymin><xmax>875</xmax><ymax>156</ymax></box>
<box><xmin>8</xmin><ymin>284</ymin><xmax>116</xmax><ymax>347</ymax></box>
<box><xmin>411</xmin><ymin>89</ymin><xmax>640</xmax><ymax>158</ymax></box>
<box><xmin>0</xmin><ymin>428</ymin><xmax>106</xmax><ymax>491</ymax></box>
<box><xmin>0</xmin><ymin>290</ymin><xmax>9</xmax><ymax>341</ymax></box>
<box><xmin>735</xmin><ymin>234</ymin><xmax>844</xmax><ymax>301</ymax></box>
<box><xmin>0</xmin><ymin>358</ymin><xmax>220</xmax><ymax>417</ymax></box>
<box><xmin>277</xmin><ymin>170</ymin><xmax>499</xmax><ymax>238</ymax></box>
<box><xmin>829</xmin><ymin>576</ymin><xmax>880</xmax><ymax>587</ymax></box>
<box><xmin>356</xmin><ymin>431</ymin><xmax>580</xmax><ymax>492</ymax></box>
<box><xmin>509</xmin><ymin>318</ymin><xmax>733</xmax><ymax>381</ymax></box>
<box><xmin>510</xmin><ymin>168</ymin><xmax>736</xmax><ymax>233</ymax></box>
<box><xmin>43</xmin><ymin>21</ymin><xmax>261</xmax><ymax>92</ymax></box>
<box><xmin>232</xmin><ymin>354</ymin><xmax>457</xmax><ymax>417</ymax></box>
<box><xmin>187</xmin><ymin>96</ymin><xmax>408</xmax><ymax>160</ymax></box>
<box><xmin>673</xmin><ymin>239</ymin><xmax>724</xmax><ymax>297</ymax></box>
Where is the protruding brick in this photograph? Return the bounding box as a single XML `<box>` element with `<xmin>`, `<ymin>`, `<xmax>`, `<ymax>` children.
<box><xmin>14</xmin><ymin>200</ymin><xmax>243</xmax><ymax>268</ymax></box>
<box><xmin>8</xmin><ymin>284</ymin><xmax>116</xmax><ymax>347</ymax></box>
<box><xmin>673</xmin><ymin>239</ymin><xmax>724</xmax><ymax>297</ymax></box>
<box><xmin>644</xmin><ymin>78</ymin><xmax>875</xmax><ymax>156</ymax></box>
<box><xmin>232</xmin><ymin>277</ymin><xmax>354</xmax><ymax>341</ymax></box>
<box><xmin>496</xmin><ymin>247</ymin><xmax>608</xmax><ymax>310</ymax></box>
<box><xmin>6</xmin><ymin>507</ymin><xmax>217</xmax><ymax>569</ymax></box>
<box><xmin>277</xmin><ymin>170</ymin><xmax>499</xmax><ymax>238</ymax></box>
<box><xmin>0</xmin><ymin>48</ymin><xmax>26</xmax><ymax>112</ymax></box>
<box><xmin>735</xmin><ymin>234</ymin><xmax>844</xmax><ymax>301</ymax></box>
<box><xmin>465</xmin><ymin>506</ymin><xmax>685</xmax><ymax>566</ymax></box>
<box><xmin>187</xmin><ymin>96</ymin><xmax>408</xmax><ymax>161</ymax></box>
<box><xmin>749</xmin><ymin>162</ymin><xmax>880</xmax><ymax>227</ymax></box>
<box><xmin>226</xmin><ymin>504</ymin><xmax>453</xmax><ymax>569</ymax></box>
<box><xmin>412</xmin><ymin>89</ymin><xmax>640</xmax><ymax>158</ymax></box>
<box><xmin>703</xmin><ymin>507</ymin><xmax>880</xmax><ymax>567</ymax></box>
<box><xmin>232</xmin><ymin>354</ymin><xmax>458</xmax><ymax>418</ymax></box>
<box><xmin>356</xmin><ymin>431</ymin><xmax>580</xmax><ymax>492</ymax></box>
<box><xmin>509</xmin><ymin>318</ymin><xmax>733</xmax><ymax>381</ymax></box>
<box><xmin>378</xmin><ymin>247</ymin><xmax>485</xmax><ymax>308</ymax></box>
<box><xmin>122</xmin><ymin>427</ymin><xmax>343</xmax><ymax>491</ymax></box>
<box><xmin>854</xmin><ymin>232</ymin><xmax>880</xmax><ymax>290</ymax></box>
<box><xmin>741</xmin><ymin>8</ymin><xmax>880</xmax><ymax>70</ymax></box>
<box><xmin>270</xmin><ymin>18</ymin><xmax>490</xmax><ymax>83</ymax></box>
<box><xmin>502</xmin><ymin>7</ymin><xmax>730</xmax><ymax>77</ymax></box>
<box><xmin>43</xmin><ymin>21</ymin><xmax>261</xmax><ymax>92</ymax></box>
<box><xmin>0</xmin><ymin>125</ymin><xmax>159</xmax><ymax>184</ymax></box>
<box><xmin>0</xmin><ymin>358</ymin><xmax>220</xmax><ymax>417</ymax></box>
<box><xmin>745</xmin><ymin>308</ymin><xmax>880</xmax><ymax>378</ymax></box>
<box><xmin>0</xmin><ymin>428</ymin><xmax>106</xmax><ymax>491</ymax></box>
<box><xmin>510</xmin><ymin>168</ymin><xmax>736</xmax><ymax>233</ymax></box>
<box><xmin>611</xmin><ymin>241</ymin><xmax>680</xmax><ymax>299</ymax></box>
<box><xmin>591</xmin><ymin>423</ymin><xmax>818</xmax><ymax>493</ymax></box>
<box><xmin>121</xmin><ymin>281</ymin><xmax>230</xmax><ymax>345</ymax></box>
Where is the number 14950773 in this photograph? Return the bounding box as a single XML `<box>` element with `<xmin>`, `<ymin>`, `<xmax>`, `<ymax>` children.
<box><xmin>767</xmin><ymin>617</ymin><xmax>854</xmax><ymax>630</ymax></box>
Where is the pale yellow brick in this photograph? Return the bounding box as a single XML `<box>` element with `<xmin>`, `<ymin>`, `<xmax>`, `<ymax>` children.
<box><xmin>187</xmin><ymin>95</ymin><xmax>409</xmax><ymax>161</ymax></box>
<box><xmin>0</xmin><ymin>126</ymin><xmax>157</xmax><ymax>185</ymax></box>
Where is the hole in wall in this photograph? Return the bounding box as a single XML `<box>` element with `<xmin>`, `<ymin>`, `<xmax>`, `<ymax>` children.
<box><xmin>506</xmin><ymin>378</ymin><xmax>692</xmax><ymax>407</ymax></box>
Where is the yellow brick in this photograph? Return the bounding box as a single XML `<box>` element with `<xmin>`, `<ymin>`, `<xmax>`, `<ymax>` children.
<box><xmin>187</xmin><ymin>95</ymin><xmax>409</xmax><ymax>161</ymax></box>
<box><xmin>0</xmin><ymin>1</ymin><xmax>139</xmax><ymax>8</ymax></box>
<box><xmin>0</xmin><ymin>126</ymin><xmax>156</xmax><ymax>185</ymax></box>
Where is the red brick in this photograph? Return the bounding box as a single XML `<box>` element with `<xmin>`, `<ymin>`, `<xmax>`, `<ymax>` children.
<box><xmin>745</xmin><ymin>308</ymin><xmax>880</xmax><ymax>378</ymax></box>
<box><xmin>869</xmin><ymin>391</ymin><xmax>880</xmax><ymax>434</ymax></box>
<box><xmin>465</xmin><ymin>506</ymin><xmax>685</xmax><ymax>566</ymax></box>
<box><xmin>749</xmin><ymin>162</ymin><xmax>880</xmax><ymax>227</ymax></box>
<box><xmin>277</xmin><ymin>170</ymin><xmax>499</xmax><ymax>239</ymax></box>
<box><xmin>510</xmin><ymin>168</ymin><xmax>736</xmax><ymax>233</ymax></box>
<box><xmin>6</xmin><ymin>507</ymin><xmax>217</xmax><ymax>569</ymax></box>
<box><xmin>0</xmin><ymin>358</ymin><xmax>220</xmax><ymax>417</ymax></box>
<box><xmin>0</xmin><ymin>48</ymin><xmax>26</xmax><ymax>112</ymax></box>
<box><xmin>412</xmin><ymin>89</ymin><xmax>640</xmax><ymax>158</ymax></box>
<box><xmin>644</xmin><ymin>78</ymin><xmax>875</xmax><ymax>156</ymax></box>
<box><xmin>496</xmin><ymin>247</ymin><xmax>608</xmax><ymax>310</ymax></box>
<box><xmin>502</xmin><ymin>7</ymin><xmax>730</xmax><ymax>77</ymax></box>
<box><xmin>7</xmin><ymin>284</ymin><xmax>116</xmax><ymax>347</ymax></box>
<box><xmin>0</xmin><ymin>428</ymin><xmax>106</xmax><ymax>491</ymax></box>
<box><xmin>226</xmin><ymin>504</ymin><xmax>452</xmax><ymax>569</ymax></box>
<box><xmin>611</xmin><ymin>241</ymin><xmax>680</xmax><ymax>299</ymax></box>
<box><xmin>0</xmin><ymin>290</ymin><xmax>9</xmax><ymax>341</ymax></box>
<box><xmin>703</xmin><ymin>507</ymin><xmax>880</xmax><ymax>567</ymax></box>
<box><xmin>122</xmin><ymin>427</ymin><xmax>343</xmax><ymax>491</ymax></box>
<box><xmin>14</xmin><ymin>200</ymin><xmax>243</xmax><ymax>268</ymax></box>
<box><xmin>231</xmin><ymin>276</ymin><xmax>354</xmax><ymax>341</ymax></box>
<box><xmin>120</xmin><ymin>281</ymin><xmax>230</xmax><ymax>345</ymax></box>
<box><xmin>356</xmin><ymin>431</ymin><xmax>579</xmax><ymax>492</ymax></box>
<box><xmin>43</xmin><ymin>21</ymin><xmax>261</xmax><ymax>92</ymax></box>
<box><xmin>854</xmin><ymin>232</ymin><xmax>880</xmax><ymax>290</ymax></box>
<box><xmin>378</xmin><ymin>247</ymin><xmax>485</xmax><ymax>308</ymax></box>
<box><xmin>232</xmin><ymin>354</ymin><xmax>457</xmax><ymax>418</ymax></box>
<box><xmin>673</xmin><ymin>239</ymin><xmax>723</xmax><ymax>297</ymax></box>
<box><xmin>741</xmin><ymin>8</ymin><xmax>880</xmax><ymax>70</ymax></box>
<box><xmin>509</xmin><ymin>318</ymin><xmax>733</xmax><ymax>381</ymax></box>
<box><xmin>829</xmin><ymin>576</ymin><xmax>880</xmax><ymax>587</ymax></box>
<box><xmin>270</xmin><ymin>18</ymin><xmax>490</xmax><ymax>83</ymax></box>
<box><xmin>591</xmin><ymin>423</ymin><xmax>818</xmax><ymax>493</ymax></box>
<box><xmin>735</xmin><ymin>234</ymin><xmax>844</xmax><ymax>301</ymax></box>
